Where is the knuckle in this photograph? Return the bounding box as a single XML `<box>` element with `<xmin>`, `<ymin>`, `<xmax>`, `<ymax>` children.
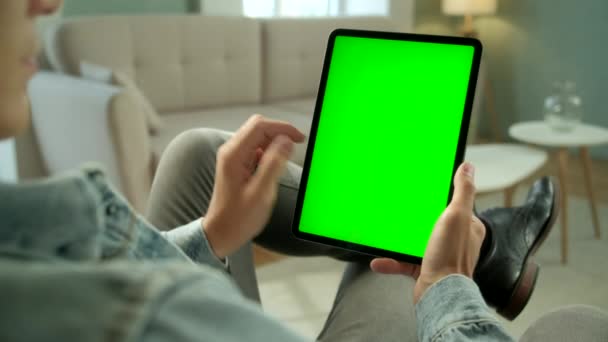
<box><xmin>472</xmin><ymin>217</ymin><xmax>485</xmax><ymax>234</ymax></box>
<box><xmin>249</xmin><ymin>114</ymin><xmax>265</xmax><ymax>126</ymax></box>
<box><xmin>442</xmin><ymin>209</ymin><xmax>467</xmax><ymax>223</ymax></box>
<box><xmin>262</xmin><ymin>157</ymin><xmax>282</xmax><ymax>174</ymax></box>
<box><xmin>216</xmin><ymin>145</ymin><xmax>233</xmax><ymax>165</ymax></box>
<box><xmin>442</xmin><ymin>210</ymin><xmax>460</xmax><ymax>223</ymax></box>
<box><xmin>217</xmin><ymin>144</ymin><xmax>229</xmax><ymax>159</ymax></box>
<box><xmin>462</xmin><ymin>178</ymin><xmax>476</xmax><ymax>193</ymax></box>
<box><xmin>271</xmin><ymin>153</ymin><xmax>288</xmax><ymax>168</ymax></box>
<box><xmin>474</xmin><ymin>222</ymin><xmax>485</xmax><ymax>237</ymax></box>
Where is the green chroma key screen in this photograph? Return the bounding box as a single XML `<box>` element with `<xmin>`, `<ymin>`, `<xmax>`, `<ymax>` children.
<box><xmin>294</xmin><ymin>30</ymin><xmax>480</xmax><ymax>261</ymax></box>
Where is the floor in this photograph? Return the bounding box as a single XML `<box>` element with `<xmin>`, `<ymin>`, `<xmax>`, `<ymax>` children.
<box><xmin>253</xmin><ymin>154</ymin><xmax>608</xmax><ymax>339</ymax></box>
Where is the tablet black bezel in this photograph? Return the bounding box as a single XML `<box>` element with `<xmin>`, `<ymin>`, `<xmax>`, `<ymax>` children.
<box><xmin>291</xmin><ymin>29</ymin><xmax>483</xmax><ymax>265</ymax></box>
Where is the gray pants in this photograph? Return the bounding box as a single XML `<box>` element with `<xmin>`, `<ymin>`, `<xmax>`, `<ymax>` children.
<box><xmin>145</xmin><ymin>128</ymin><xmax>608</xmax><ymax>342</ymax></box>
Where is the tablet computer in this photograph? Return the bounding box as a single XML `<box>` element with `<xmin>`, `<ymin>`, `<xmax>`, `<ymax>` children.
<box><xmin>291</xmin><ymin>29</ymin><xmax>482</xmax><ymax>264</ymax></box>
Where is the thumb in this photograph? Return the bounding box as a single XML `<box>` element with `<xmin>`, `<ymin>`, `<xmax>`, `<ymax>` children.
<box><xmin>249</xmin><ymin>135</ymin><xmax>294</xmax><ymax>194</ymax></box>
<box><xmin>370</xmin><ymin>258</ymin><xmax>420</xmax><ymax>278</ymax></box>
<box><xmin>450</xmin><ymin>162</ymin><xmax>476</xmax><ymax>213</ymax></box>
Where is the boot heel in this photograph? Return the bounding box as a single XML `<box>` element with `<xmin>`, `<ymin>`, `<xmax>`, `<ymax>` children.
<box><xmin>497</xmin><ymin>261</ymin><xmax>540</xmax><ymax>320</ymax></box>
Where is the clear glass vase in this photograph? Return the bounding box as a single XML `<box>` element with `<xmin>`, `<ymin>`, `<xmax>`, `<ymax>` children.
<box><xmin>544</xmin><ymin>81</ymin><xmax>583</xmax><ymax>132</ymax></box>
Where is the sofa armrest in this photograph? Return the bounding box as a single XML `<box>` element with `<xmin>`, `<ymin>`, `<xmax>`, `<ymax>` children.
<box><xmin>28</xmin><ymin>72</ymin><xmax>153</xmax><ymax>212</ymax></box>
<box><xmin>28</xmin><ymin>72</ymin><xmax>124</xmax><ymax>188</ymax></box>
<box><xmin>107</xmin><ymin>89</ymin><xmax>154</xmax><ymax>213</ymax></box>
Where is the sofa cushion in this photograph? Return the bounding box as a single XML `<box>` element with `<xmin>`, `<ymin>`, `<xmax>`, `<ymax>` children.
<box><xmin>261</xmin><ymin>17</ymin><xmax>397</xmax><ymax>103</ymax></box>
<box><xmin>48</xmin><ymin>16</ymin><xmax>262</xmax><ymax>113</ymax></box>
<box><xmin>153</xmin><ymin>105</ymin><xmax>314</xmax><ymax>165</ymax></box>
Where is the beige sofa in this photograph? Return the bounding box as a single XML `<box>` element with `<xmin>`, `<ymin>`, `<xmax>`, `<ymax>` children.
<box><xmin>24</xmin><ymin>16</ymin><xmax>402</xmax><ymax>212</ymax></box>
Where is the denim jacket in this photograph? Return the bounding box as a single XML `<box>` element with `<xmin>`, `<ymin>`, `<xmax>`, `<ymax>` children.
<box><xmin>0</xmin><ymin>167</ymin><xmax>514</xmax><ymax>342</ymax></box>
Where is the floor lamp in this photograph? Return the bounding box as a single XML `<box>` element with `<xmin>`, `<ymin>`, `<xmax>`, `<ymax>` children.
<box><xmin>442</xmin><ymin>0</ymin><xmax>502</xmax><ymax>141</ymax></box>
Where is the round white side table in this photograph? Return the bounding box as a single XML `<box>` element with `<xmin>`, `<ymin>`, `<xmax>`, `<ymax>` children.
<box><xmin>509</xmin><ymin>121</ymin><xmax>608</xmax><ymax>264</ymax></box>
<box><xmin>466</xmin><ymin>144</ymin><xmax>548</xmax><ymax>206</ymax></box>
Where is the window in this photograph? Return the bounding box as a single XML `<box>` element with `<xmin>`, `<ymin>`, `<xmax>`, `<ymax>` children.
<box><xmin>344</xmin><ymin>0</ymin><xmax>389</xmax><ymax>16</ymax></box>
<box><xmin>243</xmin><ymin>0</ymin><xmax>389</xmax><ymax>18</ymax></box>
<box><xmin>243</xmin><ymin>0</ymin><xmax>275</xmax><ymax>17</ymax></box>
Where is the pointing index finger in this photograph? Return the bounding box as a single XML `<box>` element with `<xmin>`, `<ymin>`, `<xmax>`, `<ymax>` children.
<box><xmin>232</xmin><ymin>115</ymin><xmax>306</xmax><ymax>152</ymax></box>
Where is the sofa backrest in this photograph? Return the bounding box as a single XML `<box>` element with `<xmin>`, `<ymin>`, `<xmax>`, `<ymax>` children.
<box><xmin>46</xmin><ymin>16</ymin><xmax>262</xmax><ymax>113</ymax></box>
<box><xmin>260</xmin><ymin>17</ymin><xmax>398</xmax><ymax>103</ymax></box>
<box><xmin>46</xmin><ymin>16</ymin><xmax>400</xmax><ymax>111</ymax></box>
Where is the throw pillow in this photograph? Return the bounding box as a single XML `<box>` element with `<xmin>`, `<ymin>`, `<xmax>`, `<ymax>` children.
<box><xmin>79</xmin><ymin>61</ymin><xmax>113</xmax><ymax>83</ymax></box>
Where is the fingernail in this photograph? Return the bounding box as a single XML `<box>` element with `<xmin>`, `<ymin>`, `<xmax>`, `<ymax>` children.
<box><xmin>463</xmin><ymin>162</ymin><xmax>475</xmax><ymax>178</ymax></box>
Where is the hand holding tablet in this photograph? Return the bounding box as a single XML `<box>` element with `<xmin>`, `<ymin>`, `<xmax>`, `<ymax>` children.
<box><xmin>371</xmin><ymin>162</ymin><xmax>486</xmax><ymax>304</ymax></box>
<box><xmin>291</xmin><ymin>29</ymin><xmax>482</xmax><ymax>264</ymax></box>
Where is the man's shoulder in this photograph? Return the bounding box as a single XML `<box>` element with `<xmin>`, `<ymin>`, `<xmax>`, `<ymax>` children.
<box><xmin>0</xmin><ymin>258</ymin><xmax>230</xmax><ymax>291</ymax></box>
<box><xmin>0</xmin><ymin>258</ymin><xmax>238</xmax><ymax>341</ymax></box>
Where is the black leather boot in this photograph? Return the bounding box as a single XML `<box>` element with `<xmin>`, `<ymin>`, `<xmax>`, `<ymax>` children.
<box><xmin>474</xmin><ymin>177</ymin><xmax>560</xmax><ymax>320</ymax></box>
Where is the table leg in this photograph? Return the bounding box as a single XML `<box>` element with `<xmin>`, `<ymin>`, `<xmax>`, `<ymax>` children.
<box><xmin>580</xmin><ymin>147</ymin><xmax>601</xmax><ymax>239</ymax></box>
<box><xmin>557</xmin><ymin>149</ymin><xmax>569</xmax><ymax>264</ymax></box>
<box><xmin>504</xmin><ymin>185</ymin><xmax>516</xmax><ymax>207</ymax></box>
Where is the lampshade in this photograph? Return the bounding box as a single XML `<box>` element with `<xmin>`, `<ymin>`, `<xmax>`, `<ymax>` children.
<box><xmin>442</xmin><ymin>0</ymin><xmax>497</xmax><ymax>16</ymax></box>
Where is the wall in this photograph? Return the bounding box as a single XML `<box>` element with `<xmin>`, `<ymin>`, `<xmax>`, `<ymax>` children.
<box><xmin>62</xmin><ymin>0</ymin><xmax>193</xmax><ymax>16</ymax></box>
<box><xmin>416</xmin><ymin>0</ymin><xmax>608</xmax><ymax>159</ymax></box>
<box><xmin>199</xmin><ymin>0</ymin><xmax>243</xmax><ymax>16</ymax></box>
<box><xmin>390</xmin><ymin>0</ymin><xmax>415</xmax><ymax>33</ymax></box>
